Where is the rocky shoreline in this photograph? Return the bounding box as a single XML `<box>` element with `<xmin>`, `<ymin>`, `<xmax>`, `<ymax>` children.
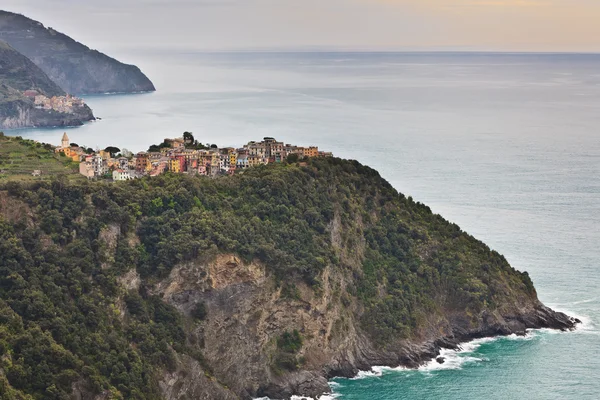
<box><xmin>0</xmin><ymin>99</ymin><xmax>95</xmax><ymax>130</ymax></box>
<box><xmin>259</xmin><ymin>304</ymin><xmax>579</xmax><ymax>399</ymax></box>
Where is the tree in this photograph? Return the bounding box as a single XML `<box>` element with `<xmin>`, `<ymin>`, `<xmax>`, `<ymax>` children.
<box><xmin>286</xmin><ymin>153</ymin><xmax>299</xmax><ymax>163</ymax></box>
<box><xmin>104</xmin><ymin>147</ymin><xmax>121</xmax><ymax>157</ymax></box>
<box><xmin>191</xmin><ymin>302</ymin><xmax>207</xmax><ymax>321</ymax></box>
<box><xmin>121</xmin><ymin>148</ymin><xmax>133</xmax><ymax>158</ymax></box>
<box><xmin>70</xmin><ymin>143</ymin><xmax>79</xmax><ymax>147</ymax></box>
<box><xmin>183</xmin><ymin>132</ymin><xmax>194</xmax><ymax>145</ymax></box>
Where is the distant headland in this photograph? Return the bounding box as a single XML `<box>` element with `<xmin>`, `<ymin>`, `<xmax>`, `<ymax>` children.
<box><xmin>0</xmin><ymin>10</ymin><xmax>155</xmax><ymax>129</ymax></box>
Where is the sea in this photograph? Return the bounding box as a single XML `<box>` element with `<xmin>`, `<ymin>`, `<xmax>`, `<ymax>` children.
<box><xmin>11</xmin><ymin>51</ymin><xmax>600</xmax><ymax>399</ymax></box>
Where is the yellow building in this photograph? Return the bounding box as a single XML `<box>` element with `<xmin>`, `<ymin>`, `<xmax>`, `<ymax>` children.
<box><xmin>62</xmin><ymin>147</ymin><xmax>82</xmax><ymax>162</ymax></box>
<box><xmin>98</xmin><ymin>150</ymin><xmax>110</xmax><ymax>160</ymax></box>
<box><xmin>229</xmin><ymin>152</ymin><xmax>238</xmax><ymax>167</ymax></box>
<box><xmin>211</xmin><ymin>153</ymin><xmax>219</xmax><ymax>169</ymax></box>
<box><xmin>248</xmin><ymin>155</ymin><xmax>265</xmax><ymax>167</ymax></box>
<box><xmin>303</xmin><ymin>146</ymin><xmax>319</xmax><ymax>158</ymax></box>
<box><xmin>169</xmin><ymin>158</ymin><xmax>181</xmax><ymax>173</ymax></box>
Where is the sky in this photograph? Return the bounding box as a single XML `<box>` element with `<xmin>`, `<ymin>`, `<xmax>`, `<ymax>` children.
<box><xmin>2</xmin><ymin>0</ymin><xmax>600</xmax><ymax>53</ymax></box>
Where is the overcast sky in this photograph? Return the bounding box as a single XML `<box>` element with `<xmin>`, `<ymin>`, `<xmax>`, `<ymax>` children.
<box><xmin>3</xmin><ymin>0</ymin><xmax>600</xmax><ymax>53</ymax></box>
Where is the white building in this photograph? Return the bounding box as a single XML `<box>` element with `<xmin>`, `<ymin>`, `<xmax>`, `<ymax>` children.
<box><xmin>113</xmin><ymin>169</ymin><xmax>134</xmax><ymax>181</ymax></box>
<box><xmin>91</xmin><ymin>155</ymin><xmax>107</xmax><ymax>177</ymax></box>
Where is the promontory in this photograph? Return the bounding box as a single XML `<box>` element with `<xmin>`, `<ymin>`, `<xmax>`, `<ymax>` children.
<box><xmin>0</xmin><ymin>154</ymin><xmax>578</xmax><ymax>399</ymax></box>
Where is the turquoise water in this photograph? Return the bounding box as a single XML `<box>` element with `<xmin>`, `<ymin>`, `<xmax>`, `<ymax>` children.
<box><xmin>12</xmin><ymin>52</ymin><xmax>600</xmax><ymax>399</ymax></box>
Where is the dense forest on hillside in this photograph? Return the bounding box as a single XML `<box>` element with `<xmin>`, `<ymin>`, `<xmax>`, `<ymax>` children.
<box><xmin>0</xmin><ymin>157</ymin><xmax>538</xmax><ymax>399</ymax></box>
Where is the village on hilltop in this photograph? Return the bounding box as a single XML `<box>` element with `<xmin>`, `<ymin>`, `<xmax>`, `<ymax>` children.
<box><xmin>55</xmin><ymin>132</ymin><xmax>333</xmax><ymax>181</ymax></box>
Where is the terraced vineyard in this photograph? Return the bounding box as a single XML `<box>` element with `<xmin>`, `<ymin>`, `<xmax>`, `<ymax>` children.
<box><xmin>0</xmin><ymin>133</ymin><xmax>81</xmax><ymax>181</ymax></box>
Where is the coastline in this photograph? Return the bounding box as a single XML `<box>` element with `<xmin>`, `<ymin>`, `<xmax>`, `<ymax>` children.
<box><xmin>263</xmin><ymin>304</ymin><xmax>580</xmax><ymax>400</ymax></box>
<box><xmin>269</xmin><ymin>313</ymin><xmax>585</xmax><ymax>400</ymax></box>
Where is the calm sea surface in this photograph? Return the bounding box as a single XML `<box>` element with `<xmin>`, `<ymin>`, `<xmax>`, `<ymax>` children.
<box><xmin>13</xmin><ymin>52</ymin><xmax>600</xmax><ymax>399</ymax></box>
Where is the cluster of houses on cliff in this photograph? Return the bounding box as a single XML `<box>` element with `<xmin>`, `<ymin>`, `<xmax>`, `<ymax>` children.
<box><xmin>55</xmin><ymin>133</ymin><xmax>333</xmax><ymax>181</ymax></box>
<box><xmin>23</xmin><ymin>90</ymin><xmax>86</xmax><ymax>114</ymax></box>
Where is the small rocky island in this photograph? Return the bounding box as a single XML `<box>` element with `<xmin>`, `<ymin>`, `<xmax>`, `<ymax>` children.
<box><xmin>0</xmin><ymin>153</ymin><xmax>579</xmax><ymax>399</ymax></box>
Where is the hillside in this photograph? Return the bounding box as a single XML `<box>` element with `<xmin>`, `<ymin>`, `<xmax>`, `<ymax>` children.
<box><xmin>0</xmin><ymin>10</ymin><xmax>155</xmax><ymax>94</ymax></box>
<box><xmin>0</xmin><ymin>40</ymin><xmax>95</xmax><ymax>129</ymax></box>
<box><xmin>0</xmin><ymin>134</ymin><xmax>82</xmax><ymax>181</ymax></box>
<box><xmin>0</xmin><ymin>157</ymin><xmax>577</xmax><ymax>399</ymax></box>
<box><xmin>0</xmin><ymin>40</ymin><xmax>64</xmax><ymax>97</ymax></box>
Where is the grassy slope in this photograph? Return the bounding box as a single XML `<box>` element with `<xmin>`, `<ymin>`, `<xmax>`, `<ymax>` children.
<box><xmin>0</xmin><ymin>135</ymin><xmax>81</xmax><ymax>181</ymax></box>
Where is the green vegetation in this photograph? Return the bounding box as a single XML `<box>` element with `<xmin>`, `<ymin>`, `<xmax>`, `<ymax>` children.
<box><xmin>147</xmin><ymin>134</ymin><xmax>208</xmax><ymax>153</ymax></box>
<box><xmin>191</xmin><ymin>302</ymin><xmax>208</xmax><ymax>321</ymax></box>
<box><xmin>273</xmin><ymin>330</ymin><xmax>304</xmax><ymax>373</ymax></box>
<box><xmin>147</xmin><ymin>139</ymin><xmax>172</xmax><ymax>153</ymax></box>
<box><xmin>277</xmin><ymin>330</ymin><xmax>303</xmax><ymax>354</ymax></box>
<box><xmin>0</xmin><ymin>135</ymin><xmax>81</xmax><ymax>181</ymax></box>
<box><xmin>0</xmin><ymin>156</ymin><xmax>536</xmax><ymax>398</ymax></box>
<box><xmin>0</xmin><ymin>39</ymin><xmax>65</xmax><ymax>99</ymax></box>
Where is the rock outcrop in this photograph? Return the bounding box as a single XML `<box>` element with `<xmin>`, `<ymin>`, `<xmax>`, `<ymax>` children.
<box><xmin>151</xmin><ymin>255</ymin><xmax>577</xmax><ymax>400</ymax></box>
<box><xmin>0</xmin><ymin>10</ymin><xmax>155</xmax><ymax>94</ymax></box>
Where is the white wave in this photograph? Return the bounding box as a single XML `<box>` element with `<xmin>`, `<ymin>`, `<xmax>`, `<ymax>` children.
<box><xmin>503</xmin><ymin>332</ymin><xmax>536</xmax><ymax>340</ymax></box>
<box><xmin>350</xmin><ymin>364</ymin><xmax>408</xmax><ymax>380</ymax></box>
<box><xmin>351</xmin><ymin>369</ymin><xmax>382</xmax><ymax>380</ymax></box>
<box><xmin>544</xmin><ymin>305</ymin><xmax>596</xmax><ymax>334</ymax></box>
<box><xmin>418</xmin><ymin>346</ymin><xmax>482</xmax><ymax>372</ymax></box>
<box><xmin>316</xmin><ymin>395</ymin><xmax>341</xmax><ymax>400</ymax></box>
<box><xmin>255</xmin><ymin>391</ymin><xmax>340</xmax><ymax>400</ymax></box>
<box><xmin>289</xmin><ymin>395</ymin><xmax>340</xmax><ymax>400</ymax></box>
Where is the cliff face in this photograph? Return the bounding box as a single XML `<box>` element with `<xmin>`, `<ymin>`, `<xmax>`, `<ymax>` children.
<box><xmin>0</xmin><ymin>99</ymin><xmax>94</xmax><ymax>129</ymax></box>
<box><xmin>0</xmin><ymin>10</ymin><xmax>155</xmax><ymax>94</ymax></box>
<box><xmin>0</xmin><ymin>159</ymin><xmax>578</xmax><ymax>400</ymax></box>
<box><xmin>0</xmin><ymin>40</ymin><xmax>95</xmax><ymax>129</ymax></box>
<box><xmin>154</xmin><ymin>244</ymin><xmax>574</xmax><ymax>399</ymax></box>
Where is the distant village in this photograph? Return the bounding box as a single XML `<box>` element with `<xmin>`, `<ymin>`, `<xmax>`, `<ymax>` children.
<box><xmin>23</xmin><ymin>90</ymin><xmax>87</xmax><ymax>114</ymax></box>
<box><xmin>55</xmin><ymin>132</ymin><xmax>333</xmax><ymax>181</ymax></box>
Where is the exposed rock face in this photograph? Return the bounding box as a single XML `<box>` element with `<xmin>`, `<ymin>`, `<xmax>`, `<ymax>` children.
<box><xmin>159</xmin><ymin>354</ymin><xmax>238</xmax><ymax>400</ymax></box>
<box><xmin>149</xmin><ymin>254</ymin><xmax>578</xmax><ymax>400</ymax></box>
<box><xmin>0</xmin><ymin>10</ymin><xmax>155</xmax><ymax>94</ymax></box>
<box><xmin>0</xmin><ymin>98</ymin><xmax>94</xmax><ymax>129</ymax></box>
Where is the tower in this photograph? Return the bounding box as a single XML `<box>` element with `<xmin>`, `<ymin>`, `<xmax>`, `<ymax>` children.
<box><xmin>61</xmin><ymin>132</ymin><xmax>69</xmax><ymax>149</ymax></box>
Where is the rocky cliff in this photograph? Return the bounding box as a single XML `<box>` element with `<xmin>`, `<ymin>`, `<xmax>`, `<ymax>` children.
<box><xmin>0</xmin><ymin>40</ymin><xmax>95</xmax><ymax>129</ymax></box>
<box><xmin>0</xmin><ymin>158</ymin><xmax>578</xmax><ymax>399</ymax></box>
<box><xmin>0</xmin><ymin>10</ymin><xmax>155</xmax><ymax>94</ymax></box>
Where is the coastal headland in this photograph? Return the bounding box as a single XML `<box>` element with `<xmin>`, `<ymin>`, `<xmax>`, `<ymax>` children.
<box><xmin>0</xmin><ymin>131</ymin><xmax>579</xmax><ymax>399</ymax></box>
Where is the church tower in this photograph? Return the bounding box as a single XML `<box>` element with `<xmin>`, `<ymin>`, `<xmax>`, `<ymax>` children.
<box><xmin>61</xmin><ymin>132</ymin><xmax>70</xmax><ymax>149</ymax></box>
